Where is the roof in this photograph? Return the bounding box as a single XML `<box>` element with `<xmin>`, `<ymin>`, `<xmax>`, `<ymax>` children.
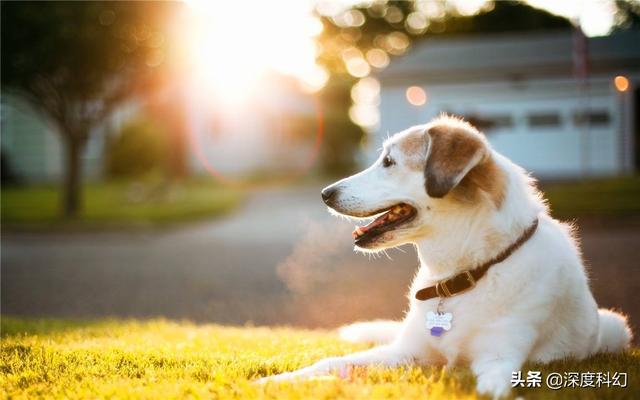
<box><xmin>378</xmin><ymin>29</ymin><xmax>640</xmax><ymax>85</ymax></box>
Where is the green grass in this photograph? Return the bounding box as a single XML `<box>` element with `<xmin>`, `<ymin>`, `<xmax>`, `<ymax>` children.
<box><xmin>1</xmin><ymin>178</ymin><xmax>242</xmax><ymax>229</ymax></box>
<box><xmin>1</xmin><ymin>318</ymin><xmax>637</xmax><ymax>399</ymax></box>
<box><xmin>542</xmin><ymin>175</ymin><xmax>640</xmax><ymax>219</ymax></box>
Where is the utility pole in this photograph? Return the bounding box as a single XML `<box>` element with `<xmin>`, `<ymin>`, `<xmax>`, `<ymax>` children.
<box><xmin>573</xmin><ymin>22</ymin><xmax>591</xmax><ymax>178</ymax></box>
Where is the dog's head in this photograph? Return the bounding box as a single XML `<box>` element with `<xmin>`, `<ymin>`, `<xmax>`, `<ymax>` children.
<box><xmin>321</xmin><ymin>115</ymin><xmax>506</xmax><ymax>251</ymax></box>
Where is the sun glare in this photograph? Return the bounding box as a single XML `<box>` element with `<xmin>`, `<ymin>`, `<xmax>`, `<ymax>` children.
<box><xmin>183</xmin><ymin>0</ymin><xmax>328</xmax><ymax>106</ymax></box>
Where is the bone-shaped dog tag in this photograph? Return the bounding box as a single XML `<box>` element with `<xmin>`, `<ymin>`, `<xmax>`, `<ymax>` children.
<box><xmin>426</xmin><ymin>311</ymin><xmax>453</xmax><ymax>337</ymax></box>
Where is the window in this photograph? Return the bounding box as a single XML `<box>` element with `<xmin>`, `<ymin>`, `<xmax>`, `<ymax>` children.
<box><xmin>573</xmin><ymin>110</ymin><xmax>610</xmax><ymax>127</ymax></box>
<box><xmin>527</xmin><ymin>113</ymin><xmax>561</xmax><ymax>128</ymax></box>
<box><xmin>464</xmin><ymin>114</ymin><xmax>514</xmax><ymax>132</ymax></box>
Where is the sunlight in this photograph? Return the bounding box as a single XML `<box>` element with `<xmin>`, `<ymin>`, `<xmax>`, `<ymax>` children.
<box><xmin>183</xmin><ymin>0</ymin><xmax>327</xmax><ymax>106</ymax></box>
<box><xmin>524</xmin><ymin>0</ymin><xmax>616</xmax><ymax>36</ymax></box>
<box><xmin>182</xmin><ymin>0</ymin><xmax>618</xmax><ymax>109</ymax></box>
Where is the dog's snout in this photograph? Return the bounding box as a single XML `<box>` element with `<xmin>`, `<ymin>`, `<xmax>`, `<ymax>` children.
<box><xmin>321</xmin><ymin>186</ymin><xmax>338</xmax><ymax>205</ymax></box>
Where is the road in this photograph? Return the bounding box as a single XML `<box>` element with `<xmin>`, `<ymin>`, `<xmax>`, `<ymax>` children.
<box><xmin>2</xmin><ymin>185</ymin><xmax>639</xmax><ymax>339</ymax></box>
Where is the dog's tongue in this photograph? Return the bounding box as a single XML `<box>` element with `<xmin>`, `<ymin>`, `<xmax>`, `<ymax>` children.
<box><xmin>352</xmin><ymin>214</ymin><xmax>388</xmax><ymax>238</ymax></box>
<box><xmin>352</xmin><ymin>204</ymin><xmax>412</xmax><ymax>239</ymax></box>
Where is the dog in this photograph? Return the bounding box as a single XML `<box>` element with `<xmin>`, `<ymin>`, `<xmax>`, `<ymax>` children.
<box><xmin>258</xmin><ymin>115</ymin><xmax>632</xmax><ymax>398</ymax></box>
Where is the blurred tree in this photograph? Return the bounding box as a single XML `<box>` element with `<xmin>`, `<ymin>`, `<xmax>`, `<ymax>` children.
<box><xmin>317</xmin><ymin>1</ymin><xmax>572</xmax><ymax>78</ymax></box>
<box><xmin>1</xmin><ymin>1</ymin><xmax>178</xmax><ymax>217</ymax></box>
<box><xmin>105</xmin><ymin>116</ymin><xmax>170</xmax><ymax>179</ymax></box>
<box><xmin>613</xmin><ymin>0</ymin><xmax>640</xmax><ymax>31</ymax></box>
<box><xmin>319</xmin><ymin>78</ymin><xmax>366</xmax><ymax>176</ymax></box>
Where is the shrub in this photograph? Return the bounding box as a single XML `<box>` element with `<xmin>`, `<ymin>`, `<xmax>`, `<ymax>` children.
<box><xmin>105</xmin><ymin>116</ymin><xmax>170</xmax><ymax>179</ymax></box>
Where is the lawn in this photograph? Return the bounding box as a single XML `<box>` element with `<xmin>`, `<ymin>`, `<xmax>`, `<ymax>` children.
<box><xmin>1</xmin><ymin>318</ymin><xmax>637</xmax><ymax>399</ymax></box>
<box><xmin>542</xmin><ymin>175</ymin><xmax>640</xmax><ymax>219</ymax></box>
<box><xmin>1</xmin><ymin>178</ymin><xmax>242</xmax><ymax>229</ymax></box>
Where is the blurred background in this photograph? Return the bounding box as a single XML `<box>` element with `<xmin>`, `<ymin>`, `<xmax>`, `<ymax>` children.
<box><xmin>1</xmin><ymin>1</ymin><xmax>639</xmax><ymax>342</ymax></box>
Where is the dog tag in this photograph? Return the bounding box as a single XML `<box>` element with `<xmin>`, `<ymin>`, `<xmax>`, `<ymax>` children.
<box><xmin>426</xmin><ymin>311</ymin><xmax>452</xmax><ymax>337</ymax></box>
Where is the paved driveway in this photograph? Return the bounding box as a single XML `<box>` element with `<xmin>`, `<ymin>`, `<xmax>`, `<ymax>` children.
<box><xmin>2</xmin><ymin>185</ymin><xmax>639</xmax><ymax>340</ymax></box>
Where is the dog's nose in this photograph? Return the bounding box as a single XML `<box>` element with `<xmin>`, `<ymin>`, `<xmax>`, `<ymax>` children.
<box><xmin>321</xmin><ymin>187</ymin><xmax>337</xmax><ymax>204</ymax></box>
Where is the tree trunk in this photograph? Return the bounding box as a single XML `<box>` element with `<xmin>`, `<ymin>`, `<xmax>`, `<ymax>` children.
<box><xmin>62</xmin><ymin>136</ymin><xmax>85</xmax><ymax>218</ymax></box>
<box><xmin>168</xmin><ymin>120</ymin><xmax>188</xmax><ymax>180</ymax></box>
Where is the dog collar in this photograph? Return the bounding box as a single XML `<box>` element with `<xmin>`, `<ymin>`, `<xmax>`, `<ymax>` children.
<box><xmin>414</xmin><ymin>218</ymin><xmax>539</xmax><ymax>301</ymax></box>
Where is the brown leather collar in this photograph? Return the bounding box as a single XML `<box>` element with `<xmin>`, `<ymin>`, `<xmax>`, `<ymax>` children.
<box><xmin>415</xmin><ymin>218</ymin><xmax>539</xmax><ymax>301</ymax></box>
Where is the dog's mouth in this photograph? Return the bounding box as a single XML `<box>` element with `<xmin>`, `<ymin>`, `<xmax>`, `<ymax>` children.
<box><xmin>352</xmin><ymin>203</ymin><xmax>417</xmax><ymax>245</ymax></box>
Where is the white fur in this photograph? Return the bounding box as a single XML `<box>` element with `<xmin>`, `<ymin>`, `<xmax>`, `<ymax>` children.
<box><xmin>258</xmin><ymin>117</ymin><xmax>632</xmax><ymax>398</ymax></box>
<box><xmin>338</xmin><ymin>320</ymin><xmax>403</xmax><ymax>345</ymax></box>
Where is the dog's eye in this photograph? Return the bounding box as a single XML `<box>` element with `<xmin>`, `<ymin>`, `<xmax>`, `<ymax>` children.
<box><xmin>382</xmin><ymin>155</ymin><xmax>395</xmax><ymax>168</ymax></box>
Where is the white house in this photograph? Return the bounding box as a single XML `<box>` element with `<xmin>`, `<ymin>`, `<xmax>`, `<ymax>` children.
<box><xmin>374</xmin><ymin>30</ymin><xmax>640</xmax><ymax>178</ymax></box>
<box><xmin>0</xmin><ymin>95</ymin><xmax>134</xmax><ymax>182</ymax></box>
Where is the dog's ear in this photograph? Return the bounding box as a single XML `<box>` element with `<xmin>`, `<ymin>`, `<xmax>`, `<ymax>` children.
<box><xmin>424</xmin><ymin>125</ymin><xmax>486</xmax><ymax>198</ymax></box>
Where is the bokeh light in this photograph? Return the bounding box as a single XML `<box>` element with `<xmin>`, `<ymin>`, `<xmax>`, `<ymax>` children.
<box><xmin>384</xmin><ymin>6</ymin><xmax>404</xmax><ymax>24</ymax></box>
<box><xmin>351</xmin><ymin>77</ymin><xmax>380</xmax><ymax>105</ymax></box>
<box><xmin>365</xmin><ymin>48</ymin><xmax>390</xmax><ymax>69</ymax></box>
<box><xmin>341</xmin><ymin>46</ymin><xmax>364</xmax><ymax>62</ymax></box>
<box><xmin>614</xmin><ymin>75</ymin><xmax>629</xmax><ymax>92</ymax></box>
<box><xmin>349</xmin><ymin>77</ymin><xmax>381</xmax><ymax>130</ymax></box>
<box><xmin>406</xmin><ymin>86</ymin><xmax>427</xmax><ymax>106</ymax></box>
<box><xmin>406</xmin><ymin>11</ymin><xmax>428</xmax><ymax>34</ymax></box>
<box><xmin>367</xmin><ymin>2</ymin><xmax>387</xmax><ymax>18</ymax></box>
<box><xmin>332</xmin><ymin>9</ymin><xmax>365</xmax><ymax>27</ymax></box>
<box><xmin>450</xmin><ymin>0</ymin><xmax>490</xmax><ymax>16</ymax></box>
<box><xmin>346</xmin><ymin>57</ymin><xmax>371</xmax><ymax>78</ymax></box>
<box><xmin>416</xmin><ymin>1</ymin><xmax>446</xmax><ymax>19</ymax></box>
<box><xmin>385</xmin><ymin>31</ymin><xmax>410</xmax><ymax>55</ymax></box>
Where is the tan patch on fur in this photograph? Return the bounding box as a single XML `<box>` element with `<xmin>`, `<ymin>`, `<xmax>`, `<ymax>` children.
<box><xmin>398</xmin><ymin>132</ymin><xmax>426</xmax><ymax>171</ymax></box>
<box><xmin>425</xmin><ymin>116</ymin><xmax>506</xmax><ymax>208</ymax></box>
<box><xmin>427</xmin><ymin>125</ymin><xmax>484</xmax><ymax>171</ymax></box>
<box><xmin>454</xmin><ymin>156</ymin><xmax>506</xmax><ymax>208</ymax></box>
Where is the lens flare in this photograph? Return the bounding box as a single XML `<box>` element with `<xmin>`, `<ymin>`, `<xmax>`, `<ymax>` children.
<box><xmin>189</xmin><ymin>97</ymin><xmax>325</xmax><ymax>188</ymax></box>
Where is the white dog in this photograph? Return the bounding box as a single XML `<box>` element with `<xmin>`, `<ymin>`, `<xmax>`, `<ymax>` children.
<box><xmin>259</xmin><ymin>115</ymin><xmax>632</xmax><ymax>398</ymax></box>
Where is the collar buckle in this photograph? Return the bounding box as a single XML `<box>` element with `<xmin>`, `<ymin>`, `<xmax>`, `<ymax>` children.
<box><xmin>459</xmin><ymin>270</ymin><xmax>477</xmax><ymax>294</ymax></box>
<box><xmin>436</xmin><ymin>271</ymin><xmax>476</xmax><ymax>298</ymax></box>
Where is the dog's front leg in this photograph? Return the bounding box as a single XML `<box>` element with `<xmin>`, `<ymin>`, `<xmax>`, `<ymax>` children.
<box><xmin>257</xmin><ymin>344</ymin><xmax>411</xmax><ymax>383</ymax></box>
<box><xmin>470</xmin><ymin>324</ymin><xmax>537</xmax><ymax>399</ymax></box>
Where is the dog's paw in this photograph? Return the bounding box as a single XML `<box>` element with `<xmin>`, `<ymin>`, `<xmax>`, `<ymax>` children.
<box><xmin>475</xmin><ymin>370</ymin><xmax>511</xmax><ymax>399</ymax></box>
<box><xmin>256</xmin><ymin>362</ymin><xmax>354</xmax><ymax>385</ymax></box>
